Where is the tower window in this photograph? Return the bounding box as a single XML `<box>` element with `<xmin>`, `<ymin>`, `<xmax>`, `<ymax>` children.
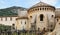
<box><xmin>40</xmin><ymin>14</ymin><xmax>44</xmax><ymax>21</ymax></box>
<box><xmin>57</xmin><ymin>19</ymin><xmax>58</xmax><ymax>21</ymax></box>
<box><xmin>40</xmin><ymin>8</ymin><xmax>41</xmax><ymax>10</ymax></box>
<box><xmin>42</xmin><ymin>8</ymin><xmax>44</xmax><ymax>10</ymax></box>
<box><xmin>35</xmin><ymin>8</ymin><xmax>37</xmax><ymax>10</ymax></box>
<box><xmin>45</xmin><ymin>8</ymin><xmax>46</xmax><ymax>10</ymax></box>
<box><xmin>47</xmin><ymin>8</ymin><xmax>48</xmax><ymax>10</ymax></box>
<box><xmin>38</xmin><ymin>8</ymin><xmax>39</xmax><ymax>10</ymax></box>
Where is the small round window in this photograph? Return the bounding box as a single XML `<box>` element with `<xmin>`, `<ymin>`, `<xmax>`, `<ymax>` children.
<box><xmin>52</xmin><ymin>15</ymin><xmax>54</xmax><ymax>17</ymax></box>
<box><xmin>30</xmin><ymin>16</ymin><xmax>32</xmax><ymax>18</ymax></box>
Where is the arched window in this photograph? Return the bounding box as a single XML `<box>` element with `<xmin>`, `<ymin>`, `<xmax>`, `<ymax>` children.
<box><xmin>40</xmin><ymin>14</ymin><xmax>44</xmax><ymax>21</ymax></box>
<box><xmin>42</xmin><ymin>8</ymin><xmax>44</xmax><ymax>10</ymax></box>
<box><xmin>47</xmin><ymin>8</ymin><xmax>48</xmax><ymax>10</ymax></box>
<box><xmin>45</xmin><ymin>8</ymin><xmax>46</xmax><ymax>10</ymax></box>
<box><xmin>38</xmin><ymin>8</ymin><xmax>39</xmax><ymax>10</ymax></box>
<box><xmin>35</xmin><ymin>8</ymin><xmax>37</xmax><ymax>11</ymax></box>
<box><xmin>40</xmin><ymin>8</ymin><xmax>41</xmax><ymax>10</ymax></box>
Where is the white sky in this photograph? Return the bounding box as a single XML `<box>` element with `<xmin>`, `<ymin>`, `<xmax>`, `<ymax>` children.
<box><xmin>0</xmin><ymin>0</ymin><xmax>60</xmax><ymax>9</ymax></box>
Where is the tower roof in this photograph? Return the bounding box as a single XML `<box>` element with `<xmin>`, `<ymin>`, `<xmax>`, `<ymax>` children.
<box><xmin>30</xmin><ymin>2</ymin><xmax>55</xmax><ymax>8</ymax></box>
<box><xmin>28</xmin><ymin>2</ymin><xmax>55</xmax><ymax>13</ymax></box>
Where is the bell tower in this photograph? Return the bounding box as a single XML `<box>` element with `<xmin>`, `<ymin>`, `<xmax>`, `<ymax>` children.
<box><xmin>28</xmin><ymin>1</ymin><xmax>56</xmax><ymax>32</ymax></box>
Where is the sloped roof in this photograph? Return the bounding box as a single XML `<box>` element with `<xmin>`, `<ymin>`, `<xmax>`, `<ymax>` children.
<box><xmin>16</xmin><ymin>17</ymin><xmax>28</xmax><ymax>20</ymax></box>
<box><xmin>30</xmin><ymin>2</ymin><xmax>55</xmax><ymax>8</ymax></box>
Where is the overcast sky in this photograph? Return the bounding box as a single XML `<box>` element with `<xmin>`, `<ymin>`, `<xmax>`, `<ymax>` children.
<box><xmin>0</xmin><ymin>0</ymin><xmax>60</xmax><ymax>9</ymax></box>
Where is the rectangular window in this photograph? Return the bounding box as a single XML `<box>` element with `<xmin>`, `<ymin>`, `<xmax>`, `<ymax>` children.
<box><xmin>10</xmin><ymin>17</ymin><xmax>12</xmax><ymax>21</ymax></box>
<box><xmin>21</xmin><ymin>21</ymin><xmax>22</xmax><ymax>24</ymax></box>
<box><xmin>25</xmin><ymin>22</ymin><xmax>26</xmax><ymax>24</ymax></box>
<box><xmin>40</xmin><ymin>14</ymin><xmax>43</xmax><ymax>21</ymax></box>
<box><xmin>1</xmin><ymin>17</ymin><xmax>3</xmax><ymax>21</ymax></box>
<box><xmin>5</xmin><ymin>17</ymin><xmax>7</xmax><ymax>21</ymax></box>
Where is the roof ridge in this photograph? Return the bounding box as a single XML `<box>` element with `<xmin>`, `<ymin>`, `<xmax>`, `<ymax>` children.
<box><xmin>30</xmin><ymin>1</ymin><xmax>54</xmax><ymax>8</ymax></box>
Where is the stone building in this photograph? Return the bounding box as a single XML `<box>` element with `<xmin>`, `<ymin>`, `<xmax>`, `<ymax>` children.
<box><xmin>15</xmin><ymin>2</ymin><xmax>60</xmax><ymax>35</ymax></box>
<box><xmin>15</xmin><ymin>2</ymin><xmax>55</xmax><ymax>31</ymax></box>
<box><xmin>0</xmin><ymin>1</ymin><xmax>60</xmax><ymax>35</ymax></box>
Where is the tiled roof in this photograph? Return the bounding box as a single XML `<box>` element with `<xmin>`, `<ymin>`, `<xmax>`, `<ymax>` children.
<box><xmin>16</xmin><ymin>17</ymin><xmax>28</xmax><ymax>20</ymax></box>
<box><xmin>31</xmin><ymin>2</ymin><xmax>54</xmax><ymax>8</ymax></box>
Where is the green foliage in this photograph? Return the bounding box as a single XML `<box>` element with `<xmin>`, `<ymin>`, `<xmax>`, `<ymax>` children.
<box><xmin>0</xmin><ymin>24</ymin><xmax>11</xmax><ymax>31</ymax></box>
<box><xmin>0</xmin><ymin>6</ymin><xmax>27</xmax><ymax>17</ymax></box>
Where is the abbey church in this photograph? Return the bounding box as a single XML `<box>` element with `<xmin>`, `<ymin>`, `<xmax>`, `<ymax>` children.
<box><xmin>0</xmin><ymin>2</ymin><xmax>60</xmax><ymax>35</ymax></box>
<box><xmin>14</xmin><ymin>2</ymin><xmax>60</xmax><ymax>35</ymax></box>
<box><xmin>15</xmin><ymin>2</ymin><xmax>60</xmax><ymax>35</ymax></box>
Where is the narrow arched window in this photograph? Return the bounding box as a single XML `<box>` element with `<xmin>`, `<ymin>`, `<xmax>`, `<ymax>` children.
<box><xmin>40</xmin><ymin>8</ymin><xmax>41</xmax><ymax>10</ymax></box>
<box><xmin>42</xmin><ymin>8</ymin><xmax>44</xmax><ymax>10</ymax></box>
<box><xmin>12</xmin><ymin>24</ymin><xmax>15</xmax><ymax>26</ymax></box>
<box><xmin>45</xmin><ymin>8</ymin><xmax>46</xmax><ymax>10</ymax></box>
<box><xmin>40</xmin><ymin>14</ymin><xmax>44</xmax><ymax>21</ymax></box>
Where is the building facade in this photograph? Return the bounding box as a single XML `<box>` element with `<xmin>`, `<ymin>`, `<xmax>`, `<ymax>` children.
<box><xmin>15</xmin><ymin>2</ymin><xmax>56</xmax><ymax>31</ymax></box>
<box><xmin>15</xmin><ymin>2</ymin><xmax>60</xmax><ymax>35</ymax></box>
<box><xmin>0</xmin><ymin>2</ymin><xmax>60</xmax><ymax>35</ymax></box>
